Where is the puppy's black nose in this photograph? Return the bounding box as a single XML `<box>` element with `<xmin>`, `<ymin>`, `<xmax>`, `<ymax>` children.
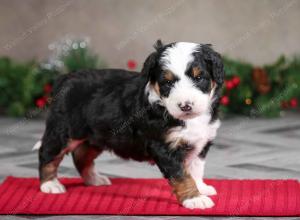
<box><xmin>178</xmin><ymin>101</ymin><xmax>193</xmax><ymax>112</ymax></box>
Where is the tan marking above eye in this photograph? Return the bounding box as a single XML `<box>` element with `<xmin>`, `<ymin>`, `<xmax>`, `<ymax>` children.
<box><xmin>192</xmin><ymin>67</ymin><xmax>201</xmax><ymax>78</ymax></box>
<box><xmin>164</xmin><ymin>70</ymin><xmax>175</xmax><ymax>81</ymax></box>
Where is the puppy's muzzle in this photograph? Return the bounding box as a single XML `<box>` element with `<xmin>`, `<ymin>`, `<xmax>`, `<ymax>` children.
<box><xmin>178</xmin><ymin>101</ymin><xmax>193</xmax><ymax>112</ymax></box>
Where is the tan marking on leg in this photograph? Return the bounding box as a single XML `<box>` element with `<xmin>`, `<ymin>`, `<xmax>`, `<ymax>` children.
<box><xmin>170</xmin><ymin>173</ymin><xmax>200</xmax><ymax>203</ymax></box>
<box><xmin>40</xmin><ymin>155</ymin><xmax>66</xmax><ymax>194</ymax></box>
<box><xmin>40</xmin><ymin>139</ymin><xmax>85</xmax><ymax>192</ymax></box>
<box><xmin>170</xmin><ymin>171</ymin><xmax>215</xmax><ymax>209</ymax></box>
<box><xmin>72</xmin><ymin>143</ymin><xmax>111</xmax><ymax>186</ymax></box>
<box><xmin>72</xmin><ymin>143</ymin><xmax>100</xmax><ymax>174</ymax></box>
<box><xmin>40</xmin><ymin>155</ymin><xmax>63</xmax><ymax>184</ymax></box>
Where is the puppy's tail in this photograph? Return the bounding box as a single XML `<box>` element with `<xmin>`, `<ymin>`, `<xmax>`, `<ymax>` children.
<box><xmin>32</xmin><ymin>140</ymin><xmax>42</xmax><ymax>151</ymax></box>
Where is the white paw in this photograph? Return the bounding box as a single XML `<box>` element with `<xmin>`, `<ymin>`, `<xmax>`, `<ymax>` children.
<box><xmin>182</xmin><ymin>195</ymin><xmax>215</xmax><ymax>209</ymax></box>
<box><xmin>84</xmin><ymin>172</ymin><xmax>111</xmax><ymax>186</ymax></box>
<box><xmin>40</xmin><ymin>178</ymin><xmax>66</xmax><ymax>194</ymax></box>
<box><xmin>197</xmin><ymin>183</ymin><xmax>217</xmax><ymax>196</ymax></box>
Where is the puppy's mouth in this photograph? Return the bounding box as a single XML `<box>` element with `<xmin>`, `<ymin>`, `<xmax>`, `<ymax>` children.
<box><xmin>177</xmin><ymin>111</ymin><xmax>200</xmax><ymax>120</ymax></box>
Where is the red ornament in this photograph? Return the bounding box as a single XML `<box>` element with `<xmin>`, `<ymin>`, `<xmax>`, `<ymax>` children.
<box><xmin>43</xmin><ymin>84</ymin><xmax>52</xmax><ymax>94</ymax></box>
<box><xmin>127</xmin><ymin>60</ymin><xmax>137</xmax><ymax>70</ymax></box>
<box><xmin>232</xmin><ymin>76</ymin><xmax>240</xmax><ymax>87</ymax></box>
<box><xmin>290</xmin><ymin>98</ymin><xmax>298</xmax><ymax>108</ymax></box>
<box><xmin>220</xmin><ymin>96</ymin><xmax>230</xmax><ymax>106</ymax></box>
<box><xmin>225</xmin><ymin>80</ymin><xmax>234</xmax><ymax>90</ymax></box>
<box><xmin>35</xmin><ymin>97</ymin><xmax>47</xmax><ymax>108</ymax></box>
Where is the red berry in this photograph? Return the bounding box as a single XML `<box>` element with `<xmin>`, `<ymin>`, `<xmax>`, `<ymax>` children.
<box><xmin>232</xmin><ymin>76</ymin><xmax>240</xmax><ymax>87</ymax></box>
<box><xmin>127</xmin><ymin>60</ymin><xmax>137</xmax><ymax>70</ymax></box>
<box><xmin>225</xmin><ymin>80</ymin><xmax>234</xmax><ymax>90</ymax></box>
<box><xmin>43</xmin><ymin>84</ymin><xmax>52</xmax><ymax>93</ymax></box>
<box><xmin>35</xmin><ymin>97</ymin><xmax>47</xmax><ymax>108</ymax></box>
<box><xmin>220</xmin><ymin>96</ymin><xmax>230</xmax><ymax>106</ymax></box>
<box><xmin>290</xmin><ymin>98</ymin><xmax>298</xmax><ymax>108</ymax></box>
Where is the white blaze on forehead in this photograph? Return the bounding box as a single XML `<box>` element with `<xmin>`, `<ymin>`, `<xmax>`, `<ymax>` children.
<box><xmin>160</xmin><ymin>42</ymin><xmax>199</xmax><ymax>78</ymax></box>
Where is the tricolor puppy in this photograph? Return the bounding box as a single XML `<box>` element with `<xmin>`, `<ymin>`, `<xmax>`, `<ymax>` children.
<box><xmin>36</xmin><ymin>40</ymin><xmax>224</xmax><ymax>209</ymax></box>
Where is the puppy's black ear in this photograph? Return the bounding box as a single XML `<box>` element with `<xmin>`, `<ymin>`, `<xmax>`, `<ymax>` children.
<box><xmin>202</xmin><ymin>44</ymin><xmax>225</xmax><ymax>86</ymax></box>
<box><xmin>154</xmin><ymin>39</ymin><xmax>164</xmax><ymax>52</ymax></box>
<box><xmin>141</xmin><ymin>52</ymin><xmax>157</xmax><ymax>82</ymax></box>
<box><xmin>141</xmin><ymin>40</ymin><xmax>163</xmax><ymax>81</ymax></box>
<box><xmin>201</xmin><ymin>45</ymin><xmax>225</xmax><ymax>121</ymax></box>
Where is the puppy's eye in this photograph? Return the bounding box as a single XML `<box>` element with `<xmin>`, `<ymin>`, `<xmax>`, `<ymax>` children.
<box><xmin>198</xmin><ymin>77</ymin><xmax>209</xmax><ymax>83</ymax></box>
<box><xmin>193</xmin><ymin>73</ymin><xmax>205</xmax><ymax>83</ymax></box>
<box><xmin>165</xmin><ymin>80</ymin><xmax>173</xmax><ymax>86</ymax></box>
<box><xmin>195</xmin><ymin>75</ymin><xmax>202</xmax><ymax>80</ymax></box>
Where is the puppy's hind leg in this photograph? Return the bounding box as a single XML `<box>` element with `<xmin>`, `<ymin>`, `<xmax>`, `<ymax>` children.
<box><xmin>39</xmin><ymin>130</ymin><xmax>67</xmax><ymax>194</ymax></box>
<box><xmin>38</xmin><ymin>112</ymin><xmax>86</xmax><ymax>194</ymax></box>
<box><xmin>72</xmin><ymin>143</ymin><xmax>111</xmax><ymax>186</ymax></box>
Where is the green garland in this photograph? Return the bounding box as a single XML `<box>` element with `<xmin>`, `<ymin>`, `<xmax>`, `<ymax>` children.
<box><xmin>221</xmin><ymin>56</ymin><xmax>300</xmax><ymax>117</ymax></box>
<box><xmin>0</xmin><ymin>58</ymin><xmax>56</xmax><ymax>116</ymax></box>
<box><xmin>0</xmin><ymin>39</ymin><xmax>104</xmax><ymax>117</ymax></box>
<box><xmin>0</xmin><ymin>39</ymin><xmax>299</xmax><ymax>117</ymax></box>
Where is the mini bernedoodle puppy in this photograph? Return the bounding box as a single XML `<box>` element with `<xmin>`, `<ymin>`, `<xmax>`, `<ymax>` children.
<box><xmin>34</xmin><ymin>40</ymin><xmax>225</xmax><ymax>209</ymax></box>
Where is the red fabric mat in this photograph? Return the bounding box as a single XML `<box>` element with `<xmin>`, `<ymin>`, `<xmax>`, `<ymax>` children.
<box><xmin>0</xmin><ymin>176</ymin><xmax>299</xmax><ymax>216</ymax></box>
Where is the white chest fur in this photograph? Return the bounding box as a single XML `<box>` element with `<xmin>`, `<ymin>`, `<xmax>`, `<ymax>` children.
<box><xmin>166</xmin><ymin>114</ymin><xmax>220</xmax><ymax>156</ymax></box>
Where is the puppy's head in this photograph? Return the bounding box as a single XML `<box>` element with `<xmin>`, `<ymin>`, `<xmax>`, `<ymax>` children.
<box><xmin>143</xmin><ymin>40</ymin><xmax>224</xmax><ymax>120</ymax></box>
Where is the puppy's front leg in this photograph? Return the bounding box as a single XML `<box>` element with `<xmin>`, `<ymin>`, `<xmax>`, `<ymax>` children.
<box><xmin>148</xmin><ymin>143</ymin><xmax>214</xmax><ymax>209</ymax></box>
<box><xmin>186</xmin><ymin>156</ymin><xmax>217</xmax><ymax>196</ymax></box>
